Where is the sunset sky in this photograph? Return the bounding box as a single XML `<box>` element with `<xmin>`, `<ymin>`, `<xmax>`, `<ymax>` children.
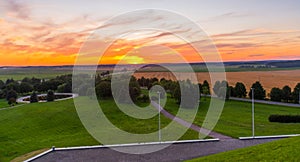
<box><xmin>0</xmin><ymin>0</ymin><xmax>300</xmax><ymax>66</ymax></box>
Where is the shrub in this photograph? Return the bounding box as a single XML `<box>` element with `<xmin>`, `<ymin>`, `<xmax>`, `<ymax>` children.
<box><xmin>47</xmin><ymin>90</ymin><xmax>55</xmax><ymax>102</ymax></box>
<box><xmin>30</xmin><ymin>92</ymin><xmax>39</xmax><ymax>103</ymax></box>
<box><xmin>137</xmin><ymin>94</ymin><xmax>150</xmax><ymax>103</ymax></box>
<box><xmin>269</xmin><ymin>114</ymin><xmax>300</xmax><ymax>123</ymax></box>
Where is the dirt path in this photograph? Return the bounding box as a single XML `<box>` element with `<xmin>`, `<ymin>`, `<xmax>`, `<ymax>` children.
<box><xmin>151</xmin><ymin>101</ymin><xmax>233</xmax><ymax>140</ymax></box>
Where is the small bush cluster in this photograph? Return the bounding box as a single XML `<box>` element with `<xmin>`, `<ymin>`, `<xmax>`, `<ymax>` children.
<box><xmin>269</xmin><ymin>114</ymin><xmax>300</xmax><ymax>123</ymax></box>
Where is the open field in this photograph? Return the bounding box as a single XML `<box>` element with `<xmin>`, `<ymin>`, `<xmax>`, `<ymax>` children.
<box><xmin>0</xmin><ymin>68</ymin><xmax>72</xmax><ymax>81</ymax></box>
<box><xmin>134</xmin><ymin>69</ymin><xmax>300</xmax><ymax>95</ymax></box>
<box><xmin>187</xmin><ymin>136</ymin><xmax>300</xmax><ymax>161</ymax></box>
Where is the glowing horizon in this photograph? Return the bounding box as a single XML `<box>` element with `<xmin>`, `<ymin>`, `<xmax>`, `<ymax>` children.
<box><xmin>0</xmin><ymin>0</ymin><xmax>300</xmax><ymax>66</ymax></box>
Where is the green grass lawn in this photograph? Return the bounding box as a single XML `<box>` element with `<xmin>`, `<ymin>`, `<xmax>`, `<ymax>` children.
<box><xmin>164</xmin><ymin>97</ymin><xmax>300</xmax><ymax>138</ymax></box>
<box><xmin>1</xmin><ymin>96</ymin><xmax>300</xmax><ymax>161</ymax></box>
<box><xmin>187</xmin><ymin>136</ymin><xmax>300</xmax><ymax>162</ymax></box>
<box><xmin>0</xmin><ymin>97</ymin><xmax>200</xmax><ymax>162</ymax></box>
<box><xmin>0</xmin><ymin>99</ymin><xmax>98</xmax><ymax>162</ymax></box>
<box><xmin>0</xmin><ymin>99</ymin><xmax>9</xmax><ymax>108</ymax></box>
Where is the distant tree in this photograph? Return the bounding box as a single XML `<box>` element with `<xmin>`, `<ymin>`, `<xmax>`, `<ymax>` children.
<box><xmin>213</xmin><ymin>81</ymin><xmax>221</xmax><ymax>96</ymax></box>
<box><xmin>198</xmin><ymin>83</ymin><xmax>202</xmax><ymax>93</ymax></box>
<box><xmin>47</xmin><ymin>90</ymin><xmax>55</xmax><ymax>102</ymax></box>
<box><xmin>0</xmin><ymin>80</ymin><xmax>4</xmax><ymax>89</ymax></box>
<box><xmin>19</xmin><ymin>82</ymin><xmax>33</xmax><ymax>94</ymax></box>
<box><xmin>202</xmin><ymin>86</ymin><xmax>210</xmax><ymax>97</ymax></box>
<box><xmin>5</xmin><ymin>78</ymin><xmax>15</xmax><ymax>85</ymax></box>
<box><xmin>6</xmin><ymin>82</ymin><xmax>20</xmax><ymax>93</ymax></box>
<box><xmin>6</xmin><ymin>89</ymin><xmax>17</xmax><ymax>105</ymax></box>
<box><xmin>30</xmin><ymin>91</ymin><xmax>39</xmax><ymax>103</ymax></box>
<box><xmin>234</xmin><ymin>82</ymin><xmax>247</xmax><ymax>98</ymax></box>
<box><xmin>229</xmin><ymin>86</ymin><xmax>236</xmax><ymax>97</ymax></box>
<box><xmin>213</xmin><ymin>80</ymin><xmax>229</xmax><ymax>99</ymax></box>
<box><xmin>282</xmin><ymin>85</ymin><xmax>292</xmax><ymax>102</ymax></box>
<box><xmin>22</xmin><ymin>77</ymin><xmax>31</xmax><ymax>83</ymax></box>
<box><xmin>173</xmin><ymin>84</ymin><xmax>181</xmax><ymax>104</ymax></box>
<box><xmin>95</xmin><ymin>81</ymin><xmax>112</xmax><ymax>99</ymax></box>
<box><xmin>292</xmin><ymin>83</ymin><xmax>300</xmax><ymax>103</ymax></box>
<box><xmin>173</xmin><ymin>80</ymin><xmax>199</xmax><ymax>108</ymax></box>
<box><xmin>270</xmin><ymin>87</ymin><xmax>283</xmax><ymax>102</ymax></box>
<box><xmin>57</xmin><ymin>82</ymin><xmax>72</xmax><ymax>93</ymax></box>
<box><xmin>0</xmin><ymin>89</ymin><xmax>5</xmax><ymax>99</ymax></box>
<box><xmin>202</xmin><ymin>80</ymin><xmax>210</xmax><ymax>95</ymax></box>
<box><xmin>249</xmin><ymin>81</ymin><xmax>266</xmax><ymax>100</ymax></box>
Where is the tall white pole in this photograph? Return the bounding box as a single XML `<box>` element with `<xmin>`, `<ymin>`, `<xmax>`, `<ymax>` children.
<box><xmin>157</xmin><ymin>91</ymin><xmax>161</xmax><ymax>142</ymax></box>
<box><xmin>251</xmin><ymin>88</ymin><xmax>255</xmax><ymax>138</ymax></box>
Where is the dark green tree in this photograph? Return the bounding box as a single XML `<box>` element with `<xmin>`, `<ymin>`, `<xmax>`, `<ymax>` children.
<box><xmin>47</xmin><ymin>90</ymin><xmax>55</xmax><ymax>102</ymax></box>
<box><xmin>6</xmin><ymin>89</ymin><xmax>17</xmax><ymax>105</ymax></box>
<box><xmin>213</xmin><ymin>81</ymin><xmax>221</xmax><ymax>96</ymax></box>
<box><xmin>19</xmin><ymin>82</ymin><xmax>33</xmax><ymax>94</ymax></box>
<box><xmin>30</xmin><ymin>91</ymin><xmax>39</xmax><ymax>103</ymax></box>
<box><xmin>173</xmin><ymin>80</ymin><xmax>199</xmax><ymax>108</ymax></box>
<box><xmin>0</xmin><ymin>80</ymin><xmax>4</xmax><ymax>89</ymax></box>
<box><xmin>282</xmin><ymin>85</ymin><xmax>292</xmax><ymax>102</ymax></box>
<box><xmin>292</xmin><ymin>83</ymin><xmax>300</xmax><ymax>103</ymax></box>
<box><xmin>202</xmin><ymin>80</ymin><xmax>210</xmax><ymax>95</ymax></box>
<box><xmin>234</xmin><ymin>82</ymin><xmax>247</xmax><ymax>98</ymax></box>
<box><xmin>249</xmin><ymin>81</ymin><xmax>266</xmax><ymax>100</ymax></box>
<box><xmin>213</xmin><ymin>80</ymin><xmax>229</xmax><ymax>99</ymax></box>
<box><xmin>270</xmin><ymin>87</ymin><xmax>283</xmax><ymax>102</ymax></box>
<box><xmin>95</xmin><ymin>81</ymin><xmax>112</xmax><ymax>99</ymax></box>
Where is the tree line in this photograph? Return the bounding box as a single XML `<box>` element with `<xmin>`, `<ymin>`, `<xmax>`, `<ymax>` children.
<box><xmin>212</xmin><ymin>80</ymin><xmax>300</xmax><ymax>103</ymax></box>
<box><xmin>2</xmin><ymin>73</ymin><xmax>300</xmax><ymax>106</ymax></box>
<box><xmin>0</xmin><ymin>74</ymin><xmax>72</xmax><ymax>105</ymax></box>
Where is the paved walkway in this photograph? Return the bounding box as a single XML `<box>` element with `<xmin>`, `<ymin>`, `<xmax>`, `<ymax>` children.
<box><xmin>151</xmin><ymin>101</ymin><xmax>233</xmax><ymax>140</ymax></box>
<box><xmin>32</xmin><ymin>138</ymin><xmax>278</xmax><ymax>162</ymax></box>
<box><xmin>230</xmin><ymin>97</ymin><xmax>300</xmax><ymax>107</ymax></box>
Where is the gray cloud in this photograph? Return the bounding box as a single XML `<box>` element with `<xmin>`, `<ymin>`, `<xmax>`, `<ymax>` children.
<box><xmin>6</xmin><ymin>0</ymin><xmax>31</xmax><ymax>20</ymax></box>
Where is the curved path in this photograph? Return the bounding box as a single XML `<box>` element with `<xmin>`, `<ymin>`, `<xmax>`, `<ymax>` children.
<box><xmin>151</xmin><ymin>101</ymin><xmax>233</xmax><ymax>140</ymax></box>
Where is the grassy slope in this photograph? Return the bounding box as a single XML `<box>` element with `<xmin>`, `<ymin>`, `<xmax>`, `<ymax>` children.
<box><xmin>0</xmin><ymin>98</ymin><xmax>199</xmax><ymax>162</ymax></box>
<box><xmin>0</xmin><ymin>99</ymin><xmax>98</xmax><ymax>162</ymax></box>
<box><xmin>1</xmin><ymin>96</ymin><xmax>299</xmax><ymax>161</ymax></box>
<box><xmin>164</xmin><ymin>97</ymin><xmax>300</xmax><ymax>138</ymax></box>
<box><xmin>0</xmin><ymin>99</ymin><xmax>8</xmax><ymax>108</ymax></box>
<box><xmin>187</xmin><ymin>136</ymin><xmax>300</xmax><ymax>162</ymax></box>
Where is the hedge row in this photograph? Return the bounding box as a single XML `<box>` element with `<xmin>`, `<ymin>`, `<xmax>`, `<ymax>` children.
<box><xmin>269</xmin><ymin>114</ymin><xmax>300</xmax><ymax>123</ymax></box>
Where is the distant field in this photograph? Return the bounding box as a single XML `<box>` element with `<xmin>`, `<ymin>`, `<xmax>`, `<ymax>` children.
<box><xmin>187</xmin><ymin>136</ymin><xmax>300</xmax><ymax>161</ymax></box>
<box><xmin>134</xmin><ymin>69</ymin><xmax>300</xmax><ymax>95</ymax></box>
<box><xmin>0</xmin><ymin>68</ymin><xmax>72</xmax><ymax>81</ymax></box>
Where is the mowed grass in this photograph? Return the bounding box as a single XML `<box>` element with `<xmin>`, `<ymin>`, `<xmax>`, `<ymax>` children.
<box><xmin>0</xmin><ymin>99</ymin><xmax>9</xmax><ymax>108</ymax></box>
<box><xmin>164</xmin><ymin>97</ymin><xmax>300</xmax><ymax>138</ymax></box>
<box><xmin>0</xmin><ymin>99</ymin><xmax>98</xmax><ymax>162</ymax></box>
<box><xmin>98</xmin><ymin>98</ymin><xmax>199</xmax><ymax>143</ymax></box>
<box><xmin>0</xmin><ymin>97</ymin><xmax>200</xmax><ymax>162</ymax></box>
<box><xmin>187</xmin><ymin>136</ymin><xmax>300</xmax><ymax>162</ymax></box>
